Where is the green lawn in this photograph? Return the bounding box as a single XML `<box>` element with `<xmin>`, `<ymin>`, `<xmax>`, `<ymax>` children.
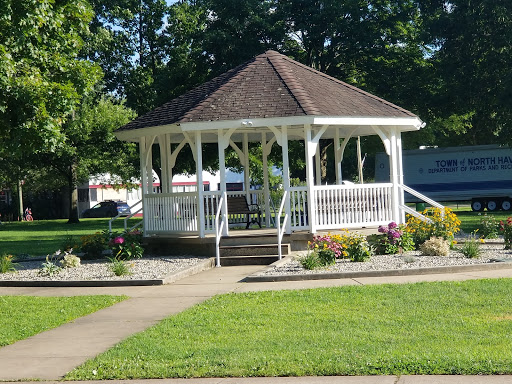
<box><xmin>0</xmin><ymin>295</ymin><xmax>126</xmax><ymax>347</ymax></box>
<box><xmin>451</xmin><ymin>210</ymin><xmax>510</xmax><ymax>234</ymax></box>
<box><xmin>0</xmin><ymin>218</ymin><xmax>141</xmax><ymax>257</ymax></box>
<box><xmin>67</xmin><ymin>279</ymin><xmax>512</xmax><ymax>379</ymax></box>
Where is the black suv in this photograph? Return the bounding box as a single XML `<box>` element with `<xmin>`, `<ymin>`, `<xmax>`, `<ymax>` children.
<box><xmin>81</xmin><ymin>201</ymin><xmax>131</xmax><ymax>218</ymax></box>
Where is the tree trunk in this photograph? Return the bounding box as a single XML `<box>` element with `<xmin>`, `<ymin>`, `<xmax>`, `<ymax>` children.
<box><xmin>67</xmin><ymin>162</ymin><xmax>80</xmax><ymax>224</ymax></box>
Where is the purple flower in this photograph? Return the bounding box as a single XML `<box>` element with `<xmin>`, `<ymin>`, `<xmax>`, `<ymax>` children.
<box><xmin>378</xmin><ymin>226</ymin><xmax>387</xmax><ymax>233</ymax></box>
<box><xmin>388</xmin><ymin>222</ymin><xmax>397</xmax><ymax>229</ymax></box>
<box><xmin>113</xmin><ymin>236</ymin><xmax>125</xmax><ymax>245</ymax></box>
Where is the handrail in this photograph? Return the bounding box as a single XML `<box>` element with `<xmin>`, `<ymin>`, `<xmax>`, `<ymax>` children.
<box><xmin>124</xmin><ymin>207</ymin><xmax>143</xmax><ymax>232</ymax></box>
<box><xmin>399</xmin><ymin>184</ymin><xmax>445</xmax><ymax>222</ymax></box>
<box><xmin>108</xmin><ymin>199</ymin><xmax>143</xmax><ymax>234</ymax></box>
<box><xmin>276</xmin><ymin>190</ymin><xmax>289</xmax><ymax>260</ymax></box>
<box><xmin>215</xmin><ymin>192</ymin><xmax>226</xmax><ymax>267</ymax></box>
<box><xmin>268</xmin><ymin>195</ymin><xmax>277</xmax><ymax>227</ymax></box>
<box><xmin>400</xmin><ymin>184</ymin><xmax>444</xmax><ymax>209</ymax></box>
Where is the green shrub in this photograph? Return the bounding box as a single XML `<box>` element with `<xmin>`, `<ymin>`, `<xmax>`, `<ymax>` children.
<box><xmin>317</xmin><ymin>249</ymin><xmax>336</xmax><ymax>266</ymax></box>
<box><xmin>108</xmin><ymin>230</ymin><xmax>144</xmax><ymax>260</ymax></box>
<box><xmin>460</xmin><ymin>236</ymin><xmax>481</xmax><ymax>259</ymax></box>
<box><xmin>39</xmin><ymin>254</ymin><xmax>62</xmax><ymax>277</ymax></box>
<box><xmin>78</xmin><ymin>232</ymin><xmax>110</xmax><ymax>259</ymax></box>
<box><xmin>406</xmin><ymin>207</ymin><xmax>461</xmax><ymax>246</ymax></box>
<box><xmin>373</xmin><ymin>222</ymin><xmax>415</xmax><ymax>254</ymax></box>
<box><xmin>480</xmin><ymin>215</ymin><xmax>499</xmax><ymax>239</ymax></box>
<box><xmin>0</xmin><ymin>254</ymin><xmax>17</xmax><ymax>273</ymax></box>
<box><xmin>108</xmin><ymin>257</ymin><xmax>132</xmax><ymax>276</ymax></box>
<box><xmin>500</xmin><ymin>217</ymin><xmax>512</xmax><ymax>250</ymax></box>
<box><xmin>419</xmin><ymin>236</ymin><xmax>450</xmax><ymax>256</ymax></box>
<box><xmin>300</xmin><ymin>253</ymin><xmax>320</xmax><ymax>270</ymax></box>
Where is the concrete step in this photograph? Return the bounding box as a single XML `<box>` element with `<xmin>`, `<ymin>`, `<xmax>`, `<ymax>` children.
<box><xmin>220</xmin><ymin>233</ymin><xmax>290</xmax><ymax>247</ymax></box>
<box><xmin>219</xmin><ymin>243</ymin><xmax>290</xmax><ymax>257</ymax></box>
<box><xmin>219</xmin><ymin>255</ymin><xmax>281</xmax><ymax>266</ymax></box>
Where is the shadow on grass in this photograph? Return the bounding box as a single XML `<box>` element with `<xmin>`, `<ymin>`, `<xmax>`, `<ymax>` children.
<box><xmin>0</xmin><ymin>218</ymin><xmax>142</xmax><ymax>257</ymax></box>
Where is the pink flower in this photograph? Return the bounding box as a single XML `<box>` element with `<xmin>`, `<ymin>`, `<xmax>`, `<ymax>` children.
<box><xmin>113</xmin><ymin>236</ymin><xmax>125</xmax><ymax>245</ymax></box>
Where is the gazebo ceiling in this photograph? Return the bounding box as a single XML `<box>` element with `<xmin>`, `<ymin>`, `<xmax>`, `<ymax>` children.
<box><xmin>116</xmin><ymin>50</ymin><xmax>423</xmax><ymax>143</ymax></box>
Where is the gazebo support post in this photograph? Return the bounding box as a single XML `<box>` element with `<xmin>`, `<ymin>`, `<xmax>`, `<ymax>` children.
<box><xmin>158</xmin><ymin>134</ymin><xmax>170</xmax><ymax>193</ymax></box>
<box><xmin>243</xmin><ymin>133</ymin><xmax>251</xmax><ymax>203</ymax></box>
<box><xmin>315</xmin><ymin>142</ymin><xmax>321</xmax><ymax>185</ymax></box>
<box><xmin>218</xmin><ymin>130</ymin><xmax>229</xmax><ymax>236</ymax></box>
<box><xmin>139</xmin><ymin>137</ymin><xmax>149</xmax><ymax>234</ymax></box>
<box><xmin>397</xmin><ymin>130</ymin><xmax>406</xmax><ymax>223</ymax></box>
<box><xmin>194</xmin><ymin>131</ymin><xmax>205</xmax><ymax>237</ymax></box>
<box><xmin>335</xmin><ymin>129</ymin><xmax>342</xmax><ymax>184</ymax></box>
<box><xmin>262</xmin><ymin>132</ymin><xmax>271</xmax><ymax>228</ymax></box>
<box><xmin>389</xmin><ymin>126</ymin><xmax>401</xmax><ymax>224</ymax></box>
<box><xmin>304</xmin><ymin>125</ymin><xmax>316</xmax><ymax>233</ymax></box>
<box><xmin>281</xmin><ymin>126</ymin><xmax>292</xmax><ymax>234</ymax></box>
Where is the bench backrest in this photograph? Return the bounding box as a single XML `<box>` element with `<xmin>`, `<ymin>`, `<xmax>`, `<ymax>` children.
<box><xmin>204</xmin><ymin>195</ymin><xmax>251</xmax><ymax>215</ymax></box>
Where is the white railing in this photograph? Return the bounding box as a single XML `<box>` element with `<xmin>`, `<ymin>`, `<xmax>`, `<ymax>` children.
<box><xmin>277</xmin><ymin>190</ymin><xmax>289</xmax><ymax>260</ymax></box>
<box><xmin>203</xmin><ymin>191</ymin><xmax>222</xmax><ymax>233</ymax></box>
<box><xmin>290</xmin><ymin>187</ymin><xmax>308</xmax><ymax>230</ymax></box>
<box><xmin>399</xmin><ymin>184</ymin><xmax>445</xmax><ymax>222</ymax></box>
<box><xmin>214</xmin><ymin>192</ymin><xmax>226</xmax><ymax>267</ymax></box>
<box><xmin>145</xmin><ymin>193</ymin><xmax>198</xmax><ymax>234</ymax></box>
<box><xmin>313</xmin><ymin>184</ymin><xmax>393</xmax><ymax>229</ymax></box>
<box><xmin>145</xmin><ymin>190</ymin><xmax>265</xmax><ymax>235</ymax></box>
<box><xmin>108</xmin><ymin>200</ymin><xmax>143</xmax><ymax>234</ymax></box>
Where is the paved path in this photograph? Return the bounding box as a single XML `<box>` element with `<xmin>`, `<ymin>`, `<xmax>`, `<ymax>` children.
<box><xmin>2</xmin><ymin>265</ymin><xmax>512</xmax><ymax>382</ymax></box>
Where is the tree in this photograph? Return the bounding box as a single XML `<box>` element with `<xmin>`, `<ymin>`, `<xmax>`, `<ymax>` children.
<box><xmin>424</xmin><ymin>0</ymin><xmax>512</xmax><ymax>146</ymax></box>
<box><xmin>0</xmin><ymin>0</ymin><xmax>102</xmax><ymax>160</ymax></box>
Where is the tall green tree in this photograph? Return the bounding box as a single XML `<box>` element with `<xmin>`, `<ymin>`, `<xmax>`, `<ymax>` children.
<box><xmin>0</xmin><ymin>0</ymin><xmax>102</xmax><ymax>160</ymax></box>
<box><xmin>425</xmin><ymin>0</ymin><xmax>512</xmax><ymax>146</ymax></box>
<box><xmin>30</xmin><ymin>97</ymin><xmax>138</xmax><ymax>223</ymax></box>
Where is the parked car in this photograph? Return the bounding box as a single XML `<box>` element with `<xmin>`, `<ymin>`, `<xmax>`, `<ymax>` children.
<box><xmin>81</xmin><ymin>200</ymin><xmax>131</xmax><ymax>218</ymax></box>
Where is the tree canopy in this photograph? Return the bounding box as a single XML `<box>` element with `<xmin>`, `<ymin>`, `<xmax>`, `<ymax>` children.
<box><xmin>2</xmin><ymin>0</ymin><xmax>511</xmax><ymax>219</ymax></box>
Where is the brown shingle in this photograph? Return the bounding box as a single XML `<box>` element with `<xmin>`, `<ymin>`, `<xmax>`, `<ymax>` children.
<box><xmin>118</xmin><ymin>50</ymin><xmax>416</xmax><ymax>132</ymax></box>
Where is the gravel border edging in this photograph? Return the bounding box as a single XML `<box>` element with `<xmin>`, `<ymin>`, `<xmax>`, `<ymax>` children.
<box><xmin>244</xmin><ymin>256</ymin><xmax>512</xmax><ymax>283</ymax></box>
<box><xmin>0</xmin><ymin>257</ymin><xmax>216</xmax><ymax>287</ymax></box>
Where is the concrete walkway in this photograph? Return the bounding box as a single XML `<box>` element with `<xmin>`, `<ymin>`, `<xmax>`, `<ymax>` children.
<box><xmin>2</xmin><ymin>265</ymin><xmax>512</xmax><ymax>382</ymax></box>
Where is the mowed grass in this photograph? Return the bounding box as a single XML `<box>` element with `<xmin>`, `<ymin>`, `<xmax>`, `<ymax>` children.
<box><xmin>0</xmin><ymin>218</ymin><xmax>141</xmax><ymax>257</ymax></box>
<box><xmin>452</xmin><ymin>210</ymin><xmax>510</xmax><ymax>235</ymax></box>
<box><xmin>67</xmin><ymin>279</ymin><xmax>512</xmax><ymax>379</ymax></box>
<box><xmin>0</xmin><ymin>295</ymin><xmax>126</xmax><ymax>346</ymax></box>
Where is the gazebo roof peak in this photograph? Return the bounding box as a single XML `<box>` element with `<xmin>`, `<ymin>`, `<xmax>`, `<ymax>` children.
<box><xmin>117</xmin><ymin>50</ymin><xmax>417</xmax><ymax>134</ymax></box>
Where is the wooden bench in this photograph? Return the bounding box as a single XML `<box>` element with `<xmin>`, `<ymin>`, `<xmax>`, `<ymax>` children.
<box><xmin>205</xmin><ymin>195</ymin><xmax>262</xmax><ymax>229</ymax></box>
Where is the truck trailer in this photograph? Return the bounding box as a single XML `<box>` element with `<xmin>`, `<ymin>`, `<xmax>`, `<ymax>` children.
<box><xmin>375</xmin><ymin>144</ymin><xmax>512</xmax><ymax>212</ymax></box>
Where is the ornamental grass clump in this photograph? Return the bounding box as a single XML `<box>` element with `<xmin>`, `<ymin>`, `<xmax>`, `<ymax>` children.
<box><xmin>405</xmin><ymin>207</ymin><xmax>461</xmax><ymax>247</ymax></box>
<box><xmin>60</xmin><ymin>251</ymin><xmax>81</xmax><ymax>268</ymax></box>
<box><xmin>373</xmin><ymin>222</ymin><xmax>415</xmax><ymax>254</ymax></box>
<box><xmin>0</xmin><ymin>254</ymin><xmax>17</xmax><ymax>273</ymax></box>
<box><xmin>460</xmin><ymin>234</ymin><xmax>481</xmax><ymax>259</ymax></box>
<box><xmin>419</xmin><ymin>236</ymin><xmax>450</xmax><ymax>256</ymax></box>
<box><xmin>500</xmin><ymin>217</ymin><xmax>512</xmax><ymax>249</ymax></box>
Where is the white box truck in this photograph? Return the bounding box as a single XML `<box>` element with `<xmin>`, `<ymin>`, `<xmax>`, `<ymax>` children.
<box><xmin>375</xmin><ymin>144</ymin><xmax>512</xmax><ymax>211</ymax></box>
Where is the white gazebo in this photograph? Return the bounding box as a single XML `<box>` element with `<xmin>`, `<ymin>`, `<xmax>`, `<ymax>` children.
<box><xmin>115</xmin><ymin>50</ymin><xmax>440</xmax><ymax>261</ymax></box>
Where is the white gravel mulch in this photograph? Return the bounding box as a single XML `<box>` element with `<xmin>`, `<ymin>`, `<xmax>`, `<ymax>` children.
<box><xmin>255</xmin><ymin>242</ymin><xmax>512</xmax><ymax>277</ymax></box>
<box><xmin>0</xmin><ymin>256</ymin><xmax>208</xmax><ymax>281</ymax></box>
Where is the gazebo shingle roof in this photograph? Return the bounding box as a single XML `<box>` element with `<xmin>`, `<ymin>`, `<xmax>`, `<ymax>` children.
<box><xmin>118</xmin><ymin>50</ymin><xmax>416</xmax><ymax>132</ymax></box>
